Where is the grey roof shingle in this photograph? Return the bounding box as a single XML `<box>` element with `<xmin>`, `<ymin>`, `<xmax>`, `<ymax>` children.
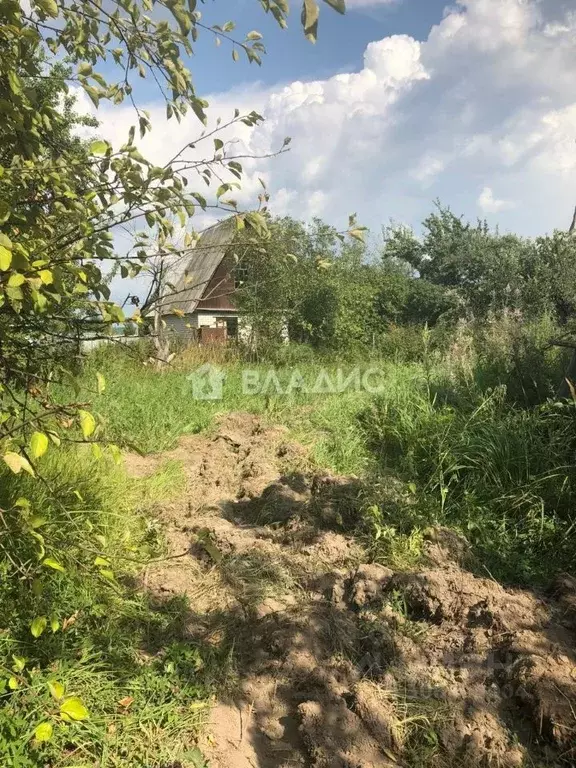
<box><xmin>159</xmin><ymin>217</ymin><xmax>237</xmax><ymax>316</ymax></box>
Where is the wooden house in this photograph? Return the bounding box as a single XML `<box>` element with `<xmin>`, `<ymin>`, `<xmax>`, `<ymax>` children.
<box><xmin>159</xmin><ymin>218</ymin><xmax>247</xmax><ymax>343</ymax></box>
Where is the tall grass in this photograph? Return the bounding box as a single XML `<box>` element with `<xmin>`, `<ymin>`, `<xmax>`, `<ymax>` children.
<box><xmin>78</xmin><ymin>344</ymin><xmax>424</xmax><ymax>467</ymax></box>
<box><xmin>361</xmin><ymin>386</ymin><xmax>576</xmax><ymax>584</ymax></box>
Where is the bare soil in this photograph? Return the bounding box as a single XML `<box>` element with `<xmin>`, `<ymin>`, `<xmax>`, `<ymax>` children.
<box><xmin>125</xmin><ymin>413</ymin><xmax>576</xmax><ymax>768</ymax></box>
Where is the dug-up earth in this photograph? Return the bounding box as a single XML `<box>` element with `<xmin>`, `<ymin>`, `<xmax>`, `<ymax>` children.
<box><xmin>125</xmin><ymin>412</ymin><xmax>576</xmax><ymax>768</ymax></box>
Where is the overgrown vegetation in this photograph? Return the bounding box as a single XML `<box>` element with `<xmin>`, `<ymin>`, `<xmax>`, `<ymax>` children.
<box><xmin>3</xmin><ymin>0</ymin><xmax>576</xmax><ymax>763</ymax></box>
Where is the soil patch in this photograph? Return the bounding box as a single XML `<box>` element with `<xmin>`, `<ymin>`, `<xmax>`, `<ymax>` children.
<box><xmin>125</xmin><ymin>413</ymin><xmax>576</xmax><ymax>767</ymax></box>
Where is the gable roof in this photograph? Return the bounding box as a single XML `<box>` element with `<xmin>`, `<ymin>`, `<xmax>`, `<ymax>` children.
<box><xmin>159</xmin><ymin>217</ymin><xmax>237</xmax><ymax>316</ymax></box>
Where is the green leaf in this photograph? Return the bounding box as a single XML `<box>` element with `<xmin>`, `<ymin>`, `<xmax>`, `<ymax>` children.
<box><xmin>42</xmin><ymin>557</ymin><xmax>65</xmax><ymax>572</ymax></box>
<box><xmin>29</xmin><ymin>515</ymin><xmax>47</xmax><ymax>529</ymax></box>
<box><xmin>79</xmin><ymin>410</ymin><xmax>96</xmax><ymax>439</ymax></box>
<box><xmin>167</xmin><ymin>0</ymin><xmax>192</xmax><ymax>35</ymax></box>
<box><xmin>96</xmin><ymin>372</ymin><xmax>106</xmax><ymax>394</ymax></box>
<box><xmin>302</xmin><ymin>0</ymin><xmax>319</xmax><ymax>42</ymax></box>
<box><xmin>34</xmin><ymin>0</ymin><xmax>58</xmax><ymax>17</ymax></box>
<box><xmin>246</xmin><ymin>30</ymin><xmax>263</xmax><ymax>40</ymax></box>
<box><xmin>3</xmin><ymin>452</ymin><xmax>35</xmax><ymax>476</ymax></box>
<box><xmin>0</xmin><ymin>245</ymin><xmax>12</xmax><ymax>271</ymax></box>
<box><xmin>30</xmin><ymin>432</ymin><xmax>49</xmax><ymax>459</ymax></box>
<box><xmin>12</xmin><ymin>656</ymin><xmax>25</xmax><ymax>672</ymax></box>
<box><xmin>60</xmin><ymin>697</ymin><xmax>89</xmax><ymax>721</ymax></box>
<box><xmin>50</xmin><ymin>616</ymin><xmax>60</xmax><ymax>632</ymax></box>
<box><xmin>90</xmin><ymin>140</ymin><xmax>109</xmax><ymax>156</ymax></box>
<box><xmin>31</xmin><ymin>616</ymin><xmax>47</xmax><ymax>638</ymax></box>
<box><xmin>34</xmin><ymin>722</ymin><xmax>53</xmax><ymax>743</ymax></box>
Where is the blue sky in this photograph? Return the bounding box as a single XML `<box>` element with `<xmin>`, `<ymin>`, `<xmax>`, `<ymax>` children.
<box><xmin>189</xmin><ymin>0</ymin><xmax>449</xmax><ymax>94</ymax></box>
<box><xmin>88</xmin><ymin>0</ymin><xmax>576</xmax><ymax>303</ymax></box>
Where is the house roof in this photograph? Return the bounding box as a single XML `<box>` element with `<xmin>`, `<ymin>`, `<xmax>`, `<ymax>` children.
<box><xmin>159</xmin><ymin>217</ymin><xmax>237</xmax><ymax>316</ymax></box>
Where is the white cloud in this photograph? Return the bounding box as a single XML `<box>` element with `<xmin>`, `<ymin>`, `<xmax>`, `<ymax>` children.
<box><xmin>94</xmin><ymin>0</ymin><xmax>576</xmax><ymax>249</ymax></box>
<box><xmin>478</xmin><ymin>186</ymin><xmax>515</xmax><ymax>213</ymax></box>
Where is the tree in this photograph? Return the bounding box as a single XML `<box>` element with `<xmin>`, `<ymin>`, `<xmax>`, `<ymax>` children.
<box><xmin>0</xmin><ymin>0</ymin><xmax>351</xmax><ymax>457</ymax></box>
<box><xmin>0</xmin><ymin>0</ymin><xmax>354</xmax><ymax>691</ymax></box>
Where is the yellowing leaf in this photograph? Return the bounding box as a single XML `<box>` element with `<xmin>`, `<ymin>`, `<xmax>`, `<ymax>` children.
<box><xmin>31</xmin><ymin>616</ymin><xmax>47</xmax><ymax>638</ymax></box>
<box><xmin>48</xmin><ymin>680</ymin><xmax>65</xmax><ymax>700</ymax></box>
<box><xmin>96</xmin><ymin>372</ymin><xmax>106</xmax><ymax>394</ymax></box>
<box><xmin>3</xmin><ymin>452</ymin><xmax>35</xmax><ymax>476</ymax></box>
<box><xmin>47</xmin><ymin>431</ymin><xmax>61</xmax><ymax>447</ymax></box>
<box><xmin>8</xmin><ymin>273</ymin><xmax>25</xmax><ymax>287</ymax></box>
<box><xmin>0</xmin><ymin>244</ymin><xmax>12</xmax><ymax>271</ymax></box>
<box><xmin>60</xmin><ymin>697</ymin><xmax>89</xmax><ymax>721</ymax></box>
<box><xmin>94</xmin><ymin>556</ymin><xmax>110</xmax><ymax>567</ymax></box>
<box><xmin>349</xmin><ymin>228</ymin><xmax>366</xmax><ymax>243</ymax></box>
<box><xmin>78</xmin><ymin>410</ymin><xmax>96</xmax><ymax>439</ymax></box>
<box><xmin>109</xmin><ymin>445</ymin><xmax>121</xmax><ymax>465</ymax></box>
<box><xmin>29</xmin><ymin>515</ymin><xmax>47</xmax><ymax>529</ymax></box>
<box><xmin>91</xmin><ymin>443</ymin><xmax>102</xmax><ymax>460</ymax></box>
<box><xmin>99</xmin><ymin>568</ymin><xmax>115</xmax><ymax>580</ymax></box>
<box><xmin>322</xmin><ymin>0</ymin><xmax>345</xmax><ymax>12</ymax></box>
<box><xmin>30</xmin><ymin>431</ymin><xmax>49</xmax><ymax>459</ymax></box>
<box><xmin>42</xmin><ymin>557</ymin><xmax>65</xmax><ymax>572</ymax></box>
<box><xmin>38</xmin><ymin>269</ymin><xmax>53</xmax><ymax>285</ymax></box>
<box><xmin>90</xmin><ymin>140</ymin><xmax>109</xmax><ymax>156</ymax></box>
<box><xmin>34</xmin><ymin>722</ymin><xmax>53</xmax><ymax>742</ymax></box>
<box><xmin>50</xmin><ymin>615</ymin><xmax>60</xmax><ymax>632</ymax></box>
<box><xmin>8</xmin><ymin>676</ymin><xmax>18</xmax><ymax>690</ymax></box>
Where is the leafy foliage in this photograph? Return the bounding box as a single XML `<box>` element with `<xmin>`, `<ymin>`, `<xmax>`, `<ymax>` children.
<box><xmin>0</xmin><ymin>0</ymin><xmax>350</xmax><ymax>763</ymax></box>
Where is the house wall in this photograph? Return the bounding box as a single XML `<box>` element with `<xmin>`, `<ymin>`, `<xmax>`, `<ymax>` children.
<box><xmin>196</xmin><ymin>257</ymin><xmax>237</xmax><ymax>311</ymax></box>
<box><xmin>163</xmin><ymin>314</ymin><xmax>198</xmax><ymax>340</ymax></box>
<box><xmin>164</xmin><ymin>310</ymin><xmax>245</xmax><ymax>341</ymax></box>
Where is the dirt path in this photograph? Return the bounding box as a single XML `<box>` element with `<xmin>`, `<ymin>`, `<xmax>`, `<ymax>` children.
<box><xmin>125</xmin><ymin>413</ymin><xmax>576</xmax><ymax>768</ymax></box>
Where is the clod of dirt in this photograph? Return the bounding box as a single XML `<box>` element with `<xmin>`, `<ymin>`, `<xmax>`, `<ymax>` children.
<box><xmin>349</xmin><ymin>564</ymin><xmax>394</xmax><ymax>609</ymax></box>
<box><xmin>125</xmin><ymin>413</ymin><xmax>576</xmax><ymax>768</ymax></box>
<box><xmin>423</xmin><ymin>525</ymin><xmax>473</xmax><ymax>567</ymax></box>
<box><xmin>310</xmin><ymin>473</ymin><xmax>364</xmax><ymax>530</ymax></box>
<box><xmin>299</xmin><ymin>695</ymin><xmax>396</xmax><ymax>768</ymax></box>
<box><xmin>352</xmin><ymin>681</ymin><xmax>402</xmax><ymax>753</ymax></box>
<box><xmin>507</xmin><ymin>654</ymin><xmax>576</xmax><ymax>750</ymax></box>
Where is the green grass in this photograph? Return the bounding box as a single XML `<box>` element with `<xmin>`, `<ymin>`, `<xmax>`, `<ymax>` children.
<box><xmin>78</xmin><ymin>345</ymin><xmax>425</xmax><ymax>472</ymax></box>
<box><xmin>4</xmin><ymin>339</ymin><xmax>576</xmax><ymax>766</ymax></box>
<box><xmin>79</xmin><ymin>345</ymin><xmax>576</xmax><ymax>585</ymax></box>
<box><xmin>360</xmin><ymin>386</ymin><xmax>576</xmax><ymax>584</ymax></box>
<box><xmin>0</xmin><ymin>446</ymin><xmax>225</xmax><ymax>768</ymax></box>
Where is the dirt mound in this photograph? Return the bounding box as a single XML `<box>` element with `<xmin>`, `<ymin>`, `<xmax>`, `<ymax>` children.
<box><xmin>125</xmin><ymin>413</ymin><xmax>576</xmax><ymax>768</ymax></box>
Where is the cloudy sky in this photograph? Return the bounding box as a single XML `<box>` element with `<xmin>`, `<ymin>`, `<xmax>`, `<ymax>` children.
<box><xmin>87</xmin><ymin>0</ymin><xmax>576</xmax><ymax>300</ymax></box>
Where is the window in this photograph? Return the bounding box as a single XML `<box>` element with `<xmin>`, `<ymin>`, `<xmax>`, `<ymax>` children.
<box><xmin>234</xmin><ymin>263</ymin><xmax>249</xmax><ymax>288</ymax></box>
